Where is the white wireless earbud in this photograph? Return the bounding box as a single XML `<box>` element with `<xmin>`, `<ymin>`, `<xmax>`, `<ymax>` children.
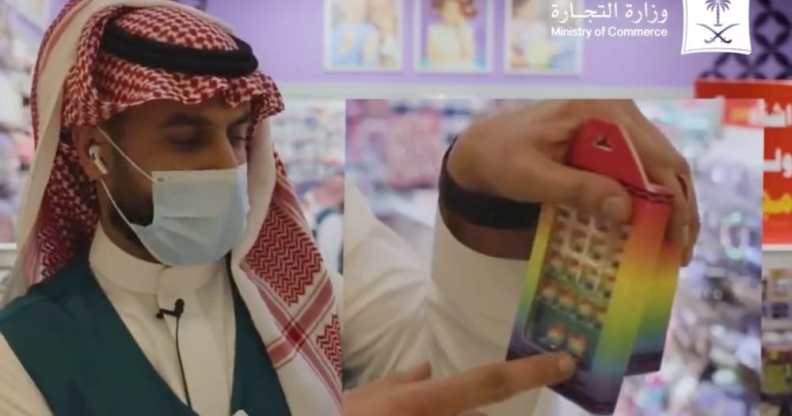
<box><xmin>89</xmin><ymin>145</ymin><xmax>109</xmax><ymax>175</ymax></box>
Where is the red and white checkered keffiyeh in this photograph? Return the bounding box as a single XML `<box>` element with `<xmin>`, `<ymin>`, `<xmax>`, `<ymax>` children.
<box><xmin>6</xmin><ymin>0</ymin><xmax>342</xmax><ymax>411</ymax></box>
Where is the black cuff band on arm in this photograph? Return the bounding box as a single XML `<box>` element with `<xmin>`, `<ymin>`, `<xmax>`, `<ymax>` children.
<box><xmin>438</xmin><ymin>139</ymin><xmax>540</xmax><ymax>230</ymax></box>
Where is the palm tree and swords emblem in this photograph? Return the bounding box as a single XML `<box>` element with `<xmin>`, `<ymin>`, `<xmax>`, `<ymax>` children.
<box><xmin>698</xmin><ymin>0</ymin><xmax>739</xmax><ymax>44</ymax></box>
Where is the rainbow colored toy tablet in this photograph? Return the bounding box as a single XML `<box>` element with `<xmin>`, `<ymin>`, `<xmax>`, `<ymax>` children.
<box><xmin>506</xmin><ymin>119</ymin><xmax>681</xmax><ymax>414</ymax></box>
<box><xmin>627</xmin><ymin>240</ymin><xmax>682</xmax><ymax>375</ymax></box>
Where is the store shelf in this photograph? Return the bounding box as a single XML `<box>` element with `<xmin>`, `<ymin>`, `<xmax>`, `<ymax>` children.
<box><xmin>764</xmin><ymin>248</ymin><xmax>792</xmax><ymax>269</ymax></box>
<box><xmin>0</xmin><ymin>243</ymin><xmax>16</xmax><ymax>269</ymax></box>
<box><xmin>764</xmin><ymin>319</ymin><xmax>792</xmax><ymax>331</ymax></box>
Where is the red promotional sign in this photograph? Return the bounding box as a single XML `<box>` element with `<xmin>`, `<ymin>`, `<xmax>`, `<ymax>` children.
<box><xmin>696</xmin><ymin>79</ymin><xmax>792</xmax><ymax>246</ymax></box>
<box><xmin>764</xmin><ymin>128</ymin><xmax>792</xmax><ymax>245</ymax></box>
<box><xmin>723</xmin><ymin>99</ymin><xmax>775</xmax><ymax>128</ymax></box>
<box><xmin>696</xmin><ymin>79</ymin><xmax>792</xmax><ymax>114</ymax></box>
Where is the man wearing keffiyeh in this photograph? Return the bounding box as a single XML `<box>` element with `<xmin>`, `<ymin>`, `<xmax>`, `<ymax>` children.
<box><xmin>0</xmin><ymin>1</ymin><xmax>699</xmax><ymax>416</ymax></box>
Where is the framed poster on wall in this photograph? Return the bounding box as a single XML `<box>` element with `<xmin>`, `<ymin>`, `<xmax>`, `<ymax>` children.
<box><xmin>504</xmin><ymin>0</ymin><xmax>583</xmax><ymax>75</ymax></box>
<box><xmin>414</xmin><ymin>0</ymin><xmax>494</xmax><ymax>73</ymax></box>
<box><xmin>324</xmin><ymin>0</ymin><xmax>405</xmax><ymax>72</ymax></box>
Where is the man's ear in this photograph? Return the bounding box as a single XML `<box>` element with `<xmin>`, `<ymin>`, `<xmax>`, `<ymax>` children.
<box><xmin>73</xmin><ymin>126</ymin><xmax>108</xmax><ymax>180</ymax></box>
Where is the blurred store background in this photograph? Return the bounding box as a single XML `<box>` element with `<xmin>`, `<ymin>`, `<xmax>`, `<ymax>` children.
<box><xmin>0</xmin><ymin>1</ymin><xmax>789</xmax><ymax>414</ymax></box>
<box><xmin>270</xmin><ymin>100</ymin><xmax>346</xmax><ymax>274</ymax></box>
<box><xmin>0</xmin><ymin>0</ymin><xmax>43</xmax><ymax>288</ymax></box>
<box><xmin>762</xmin><ymin>269</ymin><xmax>792</xmax><ymax>416</ymax></box>
<box><xmin>347</xmin><ymin>98</ymin><xmax>764</xmax><ymax>415</ymax></box>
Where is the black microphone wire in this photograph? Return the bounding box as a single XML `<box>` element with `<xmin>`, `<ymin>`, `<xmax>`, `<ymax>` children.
<box><xmin>156</xmin><ymin>299</ymin><xmax>192</xmax><ymax>412</ymax></box>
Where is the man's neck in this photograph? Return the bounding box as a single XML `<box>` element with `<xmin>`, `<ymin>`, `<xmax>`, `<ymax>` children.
<box><xmin>99</xmin><ymin>215</ymin><xmax>161</xmax><ymax>265</ymax></box>
<box><xmin>90</xmin><ymin>220</ymin><xmax>223</xmax><ymax>296</ymax></box>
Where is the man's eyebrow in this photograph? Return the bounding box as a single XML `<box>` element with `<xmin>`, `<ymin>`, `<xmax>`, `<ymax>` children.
<box><xmin>159</xmin><ymin>113</ymin><xmax>212</xmax><ymax>129</ymax></box>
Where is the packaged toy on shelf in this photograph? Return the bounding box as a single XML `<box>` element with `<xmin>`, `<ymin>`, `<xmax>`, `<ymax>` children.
<box><xmin>763</xmin><ymin>269</ymin><xmax>792</xmax><ymax>403</ymax></box>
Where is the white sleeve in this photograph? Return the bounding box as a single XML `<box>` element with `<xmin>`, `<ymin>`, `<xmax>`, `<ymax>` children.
<box><xmin>0</xmin><ymin>334</ymin><xmax>52</xmax><ymax>416</ymax></box>
<box><xmin>429</xmin><ymin>212</ymin><xmax>590</xmax><ymax>416</ymax></box>
<box><xmin>342</xmin><ymin>182</ymin><xmax>591</xmax><ymax>415</ymax></box>
<box><xmin>341</xmin><ymin>183</ymin><xmax>431</xmax><ymax>387</ymax></box>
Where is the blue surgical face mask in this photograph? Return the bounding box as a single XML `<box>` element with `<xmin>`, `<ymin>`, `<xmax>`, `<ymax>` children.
<box><xmin>97</xmin><ymin>128</ymin><xmax>250</xmax><ymax>266</ymax></box>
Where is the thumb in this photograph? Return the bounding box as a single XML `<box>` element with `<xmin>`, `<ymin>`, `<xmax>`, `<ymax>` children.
<box><xmin>506</xmin><ymin>156</ymin><xmax>632</xmax><ymax>224</ymax></box>
<box><xmin>387</xmin><ymin>362</ymin><xmax>433</xmax><ymax>384</ymax></box>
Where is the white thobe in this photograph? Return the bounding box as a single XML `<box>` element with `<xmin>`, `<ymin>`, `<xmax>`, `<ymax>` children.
<box><xmin>0</xmin><ymin>184</ymin><xmax>586</xmax><ymax>416</ymax></box>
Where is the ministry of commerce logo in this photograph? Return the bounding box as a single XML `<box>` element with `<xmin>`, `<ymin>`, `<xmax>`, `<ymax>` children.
<box><xmin>682</xmin><ymin>0</ymin><xmax>751</xmax><ymax>55</ymax></box>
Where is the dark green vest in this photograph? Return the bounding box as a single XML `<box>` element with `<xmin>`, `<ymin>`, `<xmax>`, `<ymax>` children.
<box><xmin>0</xmin><ymin>251</ymin><xmax>291</xmax><ymax>416</ymax></box>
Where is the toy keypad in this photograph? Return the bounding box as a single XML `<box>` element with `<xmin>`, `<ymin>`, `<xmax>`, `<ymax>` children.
<box><xmin>524</xmin><ymin>204</ymin><xmax>630</xmax><ymax>368</ymax></box>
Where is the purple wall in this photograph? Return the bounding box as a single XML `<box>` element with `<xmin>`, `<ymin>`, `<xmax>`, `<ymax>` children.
<box><xmin>207</xmin><ymin>0</ymin><xmax>712</xmax><ymax>88</ymax></box>
<box><xmin>49</xmin><ymin>0</ymin><xmax>724</xmax><ymax>87</ymax></box>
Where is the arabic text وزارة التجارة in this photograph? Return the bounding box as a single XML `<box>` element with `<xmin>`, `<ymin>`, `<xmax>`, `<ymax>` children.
<box><xmin>550</xmin><ymin>1</ymin><xmax>669</xmax><ymax>25</ymax></box>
